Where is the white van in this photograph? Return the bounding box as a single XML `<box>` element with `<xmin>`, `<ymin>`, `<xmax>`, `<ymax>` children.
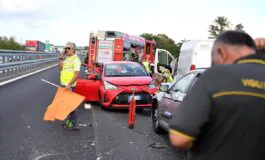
<box><xmin>175</xmin><ymin>39</ymin><xmax>215</xmax><ymax>80</ymax></box>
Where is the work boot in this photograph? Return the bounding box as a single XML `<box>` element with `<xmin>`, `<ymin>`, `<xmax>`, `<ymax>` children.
<box><xmin>63</xmin><ymin>120</ymin><xmax>79</xmax><ymax>130</ymax></box>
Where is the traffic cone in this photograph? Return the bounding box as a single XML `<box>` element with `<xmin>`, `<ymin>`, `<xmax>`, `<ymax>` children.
<box><xmin>128</xmin><ymin>95</ymin><xmax>136</xmax><ymax>129</ymax></box>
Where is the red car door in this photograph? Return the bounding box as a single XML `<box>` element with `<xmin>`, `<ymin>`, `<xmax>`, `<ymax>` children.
<box><xmin>75</xmin><ymin>74</ymin><xmax>101</xmax><ymax>102</ymax></box>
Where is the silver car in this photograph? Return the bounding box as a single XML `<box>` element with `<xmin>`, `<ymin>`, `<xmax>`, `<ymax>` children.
<box><xmin>151</xmin><ymin>68</ymin><xmax>207</xmax><ymax>134</ymax></box>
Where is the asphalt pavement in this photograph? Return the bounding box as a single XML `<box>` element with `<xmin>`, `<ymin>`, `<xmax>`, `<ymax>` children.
<box><xmin>0</xmin><ymin>65</ymin><xmax>187</xmax><ymax>160</ymax></box>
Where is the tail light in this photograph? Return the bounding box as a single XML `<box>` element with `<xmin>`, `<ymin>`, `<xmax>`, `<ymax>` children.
<box><xmin>190</xmin><ymin>64</ymin><xmax>196</xmax><ymax>71</ymax></box>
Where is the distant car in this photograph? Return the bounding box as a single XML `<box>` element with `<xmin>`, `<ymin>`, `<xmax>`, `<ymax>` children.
<box><xmin>75</xmin><ymin>61</ymin><xmax>157</xmax><ymax>109</ymax></box>
<box><xmin>151</xmin><ymin>68</ymin><xmax>207</xmax><ymax>134</ymax></box>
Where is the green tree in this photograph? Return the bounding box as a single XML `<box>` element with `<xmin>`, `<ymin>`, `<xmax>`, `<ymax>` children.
<box><xmin>0</xmin><ymin>36</ymin><xmax>23</xmax><ymax>50</ymax></box>
<box><xmin>140</xmin><ymin>33</ymin><xmax>155</xmax><ymax>41</ymax></box>
<box><xmin>140</xmin><ymin>33</ymin><xmax>181</xmax><ymax>58</ymax></box>
<box><xmin>208</xmin><ymin>16</ymin><xmax>231</xmax><ymax>38</ymax></box>
<box><xmin>235</xmin><ymin>23</ymin><xmax>245</xmax><ymax>32</ymax></box>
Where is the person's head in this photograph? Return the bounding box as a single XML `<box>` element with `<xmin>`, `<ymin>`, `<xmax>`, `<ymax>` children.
<box><xmin>65</xmin><ymin>42</ymin><xmax>76</xmax><ymax>56</ymax></box>
<box><xmin>211</xmin><ymin>30</ymin><xmax>256</xmax><ymax>65</ymax></box>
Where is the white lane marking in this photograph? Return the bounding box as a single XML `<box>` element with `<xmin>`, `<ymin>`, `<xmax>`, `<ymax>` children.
<box><xmin>34</xmin><ymin>153</ymin><xmax>61</xmax><ymax>160</ymax></box>
<box><xmin>0</xmin><ymin>64</ymin><xmax>58</xmax><ymax>87</ymax></box>
<box><xmin>85</xmin><ymin>103</ymin><xmax>92</xmax><ymax>109</ymax></box>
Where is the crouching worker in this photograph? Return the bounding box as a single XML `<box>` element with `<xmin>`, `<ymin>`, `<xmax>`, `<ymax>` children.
<box><xmin>162</xmin><ymin>68</ymin><xmax>174</xmax><ymax>83</ymax></box>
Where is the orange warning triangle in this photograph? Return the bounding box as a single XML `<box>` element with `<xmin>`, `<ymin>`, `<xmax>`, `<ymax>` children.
<box><xmin>43</xmin><ymin>87</ymin><xmax>85</xmax><ymax>121</ymax></box>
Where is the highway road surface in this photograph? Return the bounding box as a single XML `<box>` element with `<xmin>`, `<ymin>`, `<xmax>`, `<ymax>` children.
<box><xmin>0</xmin><ymin>65</ymin><xmax>187</xmax><ymax>160</ymax></box>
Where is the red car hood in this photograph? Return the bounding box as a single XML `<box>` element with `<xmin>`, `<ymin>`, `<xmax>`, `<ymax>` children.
<box><xmin>104</xmin><ymin>76</ymin><xmax>152</xmax><ymax>86</ymax></box>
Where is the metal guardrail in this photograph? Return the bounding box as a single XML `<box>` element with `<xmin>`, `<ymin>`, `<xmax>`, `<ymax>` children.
<box><xmin>0</xmin><ymin>49</ymin><xmax>59</xmax><ymax>76</ymax></box>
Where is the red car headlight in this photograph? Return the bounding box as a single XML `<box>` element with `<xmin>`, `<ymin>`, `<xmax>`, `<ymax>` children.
<box><xmin>104</xmin><ymin>81</ymin><xmax>118</xmax><ymax>90</ymax></box>
<box><xmin>149</xmin><ymin>81</ymin><xmax>156</xmax><ymax>89</ymax></box>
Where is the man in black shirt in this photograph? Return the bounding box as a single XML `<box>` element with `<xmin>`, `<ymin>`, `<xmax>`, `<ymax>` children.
<box><xmin>169</xmin><ymin>31</ymin><xmax>265</xmax><ymax>160</ymax></box>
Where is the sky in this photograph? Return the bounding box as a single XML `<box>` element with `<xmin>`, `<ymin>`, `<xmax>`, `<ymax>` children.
<box><xmin>0</xmin><ymin>0</ymin><xmax>264</xmax><ymax>46</ymax></box>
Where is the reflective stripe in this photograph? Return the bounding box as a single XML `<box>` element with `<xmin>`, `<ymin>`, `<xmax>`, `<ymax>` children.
<box><xmin>236</xmin><ymin>59</ymin><xmax>265</xmax><ymax>65</ymax></box>
<box><xmin>213</xmin><ymin>91</ymin><xmax>265</xmax><ymax>99</ymax></box>
<box><xmin>62</xmin><ymin>68</ymin><xmax>75</xmax><ymax>71</ymax></box>
<box><xmin>169</xmin><ymin>129</ymin><xmax>195</xmax><ymax>140</ymax></box>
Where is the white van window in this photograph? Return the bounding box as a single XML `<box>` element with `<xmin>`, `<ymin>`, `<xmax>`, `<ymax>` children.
<box><xmin>158</xmin><ymin>50</ymin><xmax>167</xmax><ymax>65</ymax></box>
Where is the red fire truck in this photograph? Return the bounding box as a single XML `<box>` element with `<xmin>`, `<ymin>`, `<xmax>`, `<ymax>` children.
<box><xmin>86</xmin><ymin>31</ymin><xmax>177</xmax><ymax>76</ymax></box>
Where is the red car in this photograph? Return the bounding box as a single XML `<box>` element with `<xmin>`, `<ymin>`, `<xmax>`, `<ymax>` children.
<box><xmin>75</xmin><ymin>61</ymin><xmax>157</xmax><ymax>109</ymax></box>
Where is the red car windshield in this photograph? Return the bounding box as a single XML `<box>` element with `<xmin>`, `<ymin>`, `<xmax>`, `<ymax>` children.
<box><xmin>104</xmin><ymin>63</ymin><xmax>149</xmax><ymax>77</ymax></box>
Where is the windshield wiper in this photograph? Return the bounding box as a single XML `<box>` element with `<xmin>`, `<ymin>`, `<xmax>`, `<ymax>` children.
<box><xmin>106</xmin><ymin>75</ymin><xmax>124</xmax><ymax>77</ymax></box>
<box><xmin>122</xmin><ymin>74</ymin><xmax>147</xmax><ymax>76</ymax></box>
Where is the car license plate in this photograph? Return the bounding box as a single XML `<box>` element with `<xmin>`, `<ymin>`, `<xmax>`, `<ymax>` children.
<box><xmin>128</xmin><ymin>95</ymin><xmax>141</xmax><ymax>100</ymax></box>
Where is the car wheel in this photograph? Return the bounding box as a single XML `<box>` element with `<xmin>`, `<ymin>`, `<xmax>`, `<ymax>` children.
<box><xmin>152</xmin><ymin>102</ymin><xmax>166</xmax><ymax>134</ymax></box>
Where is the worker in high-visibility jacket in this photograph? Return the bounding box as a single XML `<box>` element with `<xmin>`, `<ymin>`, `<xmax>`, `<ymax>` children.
<box><xmin>142</xmin><ymin>55</ymin><xmax>152</xmax><ymax>76</ymax></box>
<box><xmin>162</xmin><ymin>68</ymin><xmax>174</xmax><ymax>83</ymax></box>
<box><xmin>59</xmin><ymin>41</ymin><xmax>81</xmax><ymax>130</ymax></box>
